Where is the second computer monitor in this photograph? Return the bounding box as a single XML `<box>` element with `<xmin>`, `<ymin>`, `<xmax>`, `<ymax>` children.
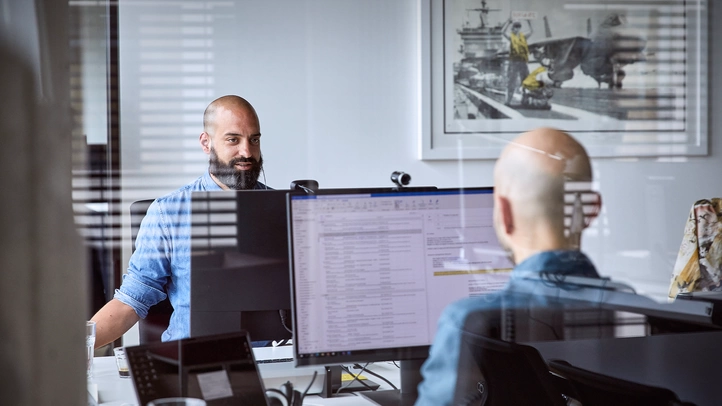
<box><xmin>288</xmin><ymin>187</ymin><xmax>514</xmax><ymax>366</ymax></box>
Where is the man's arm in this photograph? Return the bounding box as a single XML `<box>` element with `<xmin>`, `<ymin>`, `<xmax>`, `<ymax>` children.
<box><xmin>416</xmin><ymin>303</ymin><xmax>468</xmax><ymax>406</ymax></box>
<box><xmin>501</xmin><ymin>18</ymin><xmax>512</xmax><ymax>40</ymax></box>
<box><xmin>524</xmin><ymin>20</ymin><xmax>534</xmax><ymax>38</ymax></box>
<box><xmin>91</xmin><ymin>299</ymin><xmax>141</xmax><ymax>348</ymax></box>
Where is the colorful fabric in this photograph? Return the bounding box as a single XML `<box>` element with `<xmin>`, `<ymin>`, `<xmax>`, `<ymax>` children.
<box><xmin>668</xmin><ymin>198</ymin><xmax>722</xmax><ymax>299</ymax></box>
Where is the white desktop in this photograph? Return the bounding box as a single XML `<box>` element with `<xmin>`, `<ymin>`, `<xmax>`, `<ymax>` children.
<box><xmin>90</xmin><ymin>354</ymin><xmax>401</xmax><ymax>406</ymax></box>
<box><xmin>254</xmin><ymin>345</ymin><xmax>326</xmax><ymax>396</ymax></box>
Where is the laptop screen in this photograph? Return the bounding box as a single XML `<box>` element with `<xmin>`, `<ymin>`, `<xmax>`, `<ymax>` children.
<box><xmin>125</xmin><ymin>331</ymin><xmax>269</xmax><ymax>406</ymax></box>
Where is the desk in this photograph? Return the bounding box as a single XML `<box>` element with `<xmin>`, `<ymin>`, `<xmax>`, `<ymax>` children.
<box><xmin>90</xmin><ymin>356</ymin><xmax>401</xmax><ymax>406</ymax></box>
<box><xmin>529</xmin><ymin>330</ymin><xmax>722</xmax><ymax>406</ymax></box>
<box><xmin>89</xmin><ymin>357</ymin><xmax>135</xmax><ymax>405</ymax></box>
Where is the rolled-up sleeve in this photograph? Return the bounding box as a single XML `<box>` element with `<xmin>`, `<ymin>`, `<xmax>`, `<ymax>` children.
<box><xmin>115</xmin><ymin>201</ymin><xmax>171</xmax><ymax>319</ymax></box>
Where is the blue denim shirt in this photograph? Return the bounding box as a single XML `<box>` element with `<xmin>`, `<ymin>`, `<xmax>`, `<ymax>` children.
<box><xmin>114</xmin><ymin>171</ymin><xmax>267</xmax><ymax>342</ymax></box>
<box><xmin>415</xmin><ymin>250</ymin><xmax>600</xmax><ymax>406</ymax></box>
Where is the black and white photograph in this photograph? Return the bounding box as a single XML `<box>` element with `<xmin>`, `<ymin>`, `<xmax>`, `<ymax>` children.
<box><xmin>422</xmin><ymin>0</ymin><xmax>708</xmax><ymax>159</ymax></box>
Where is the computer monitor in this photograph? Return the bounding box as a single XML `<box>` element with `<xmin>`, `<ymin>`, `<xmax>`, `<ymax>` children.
<box><xmin>190</xmin><ymin>190</ymin><xmax>293</xmax><ymax>343</ymax></box>
<box><xmin>287</xmin><ymin>187</ymin><xmax>514</xmax><ymax>402</ymax></box>
<box><xmin>188</xmin><ymin>186</ymin><xmax>439</xmax><ymax>344</ymax></box>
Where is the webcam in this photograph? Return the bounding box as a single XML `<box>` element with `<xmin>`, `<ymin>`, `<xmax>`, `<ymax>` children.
<box><xmin>390</xmin><ymin>171</ymin><xmax>411</xmax><ymax>188</ymax></box>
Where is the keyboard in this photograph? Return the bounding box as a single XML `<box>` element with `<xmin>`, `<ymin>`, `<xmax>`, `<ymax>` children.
<box><xmin>257</xmin><ymin>357</ymin><xmax>294</xmax><ymax>364</ymax></box>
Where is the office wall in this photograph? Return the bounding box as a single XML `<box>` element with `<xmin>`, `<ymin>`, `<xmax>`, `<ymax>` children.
<box><xmin>120</xmin><ymin>0</ymin><xmax>720</xmax><ymax>299</ymax></box>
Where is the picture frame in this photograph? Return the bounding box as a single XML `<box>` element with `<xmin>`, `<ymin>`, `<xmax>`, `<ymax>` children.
<box><xmin>419</xmin><ymin>0</ymin><xmax>709</xmax><ymax>160</ymax></box>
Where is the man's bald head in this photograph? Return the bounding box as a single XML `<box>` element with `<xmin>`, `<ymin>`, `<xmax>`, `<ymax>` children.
<box><xmin>493</xmin><ymin>128</ymin><xmax>594</xmax><ymax>262</ymax></box>
<box><xmin>203</xmin><ymin>95</ymin><xmax>258</xmax><ymax>135</ymax></box>
<box><xmin>495</xmin><ymin>127</ymin><xmax>592</xmax><ymax>186</ymax></box>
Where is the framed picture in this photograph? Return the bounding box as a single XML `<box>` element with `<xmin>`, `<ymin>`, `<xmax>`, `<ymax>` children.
<box><xmin>419</xmin><ymin>0</ymin><xmax>708</xmax><ymax>160</ymax></box>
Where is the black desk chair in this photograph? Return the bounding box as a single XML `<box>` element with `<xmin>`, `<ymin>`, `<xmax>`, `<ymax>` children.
<box><xmin>456</xmin><ymin>330</ymin><xmax>568</xmax><ymax>406</ymax></box>
<box><xmin>548</xmin><ymin>359</ymin><xmax>696</xmax><ymax>406</ymax></box>
<box><xmin>130</xmin><ymin>199</ymin><xmax>174</xmax><ymax>344</ymax></box>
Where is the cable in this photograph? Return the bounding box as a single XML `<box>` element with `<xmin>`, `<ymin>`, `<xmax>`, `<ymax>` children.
<box><xmin>279</xmin><ymin>309</ymin><xmax>293</xmax><ymax>334</ymax></box>
<box><xmin>538</xmin><ymin>270</ymin><xmax>585</xmax><ymax>291</ymax></box>
<box><xmin>336</xmin><ymin>364</ymin><xmax>376</xmax><ymax>394</ymax></box>
<box><xmin>300</xmin><ymin>370</ymin><xmax>319</xmax><ymax>399</ymax></box>
<box><xmin>265</xmin><ymin>388</ymin><xmax>288</xmax><ymax>405</ymax></box>
<box><xmin>289</xmin><ymin>180</ymin><xmax>318</xmax><ymax>194</ymax></box>
<box><xmin>265</xmin><ymin>388</ymin><xmax>287</xmax><ymax>397</ymax></box>
<box><xmin>335</xmin><ymin>366</ymin><xmax>359</xmax><ymax>395</ymax></box>
<box><xmin>296</xmin><ymin>184</ymin><xmax>315</xmax><ymax>194</ymax></box>
<box><xmin>265</xmin><ymin>370</ymin><xmax>318</xmax><ymax>406</ymax></box>
<box><xmin>536</xmin><ymin>269</ymin><xmax>620</xmax><ymax>340</ymax></box>
<box><xmin>260</xmin><ymin>167</ymin><xmax>269</xmax><ymax>189</ymax></box>
<box><xmin>527</xmin><ymin>312</ymin><xmax>562</xmax><ymax>340</ymax></box>
<box><xmin>353</xmin><ymin>363</ymin><xmax>398</xmax><ymax>390</ymax></box>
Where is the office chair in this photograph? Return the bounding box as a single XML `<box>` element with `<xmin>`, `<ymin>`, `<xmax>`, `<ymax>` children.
<box><xmin>455</xmin><ymin>328</ymin><xmax>568</xmax><ymax>406</ymax></box>
<box><xmin>548</xmin><ymin>359</ymin><xmax>696</xmax><ymax>406</ymax></box>
<box><xmin>130</xmin><ymin>199</ymin><xmax>174</xmax><ymax>344</ymax></box>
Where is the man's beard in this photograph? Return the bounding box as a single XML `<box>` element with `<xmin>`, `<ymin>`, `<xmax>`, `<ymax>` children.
<box><xmin>209</xmin><ymin>148</ymin><xmax>263</xmax><ymax>190</ymax></box>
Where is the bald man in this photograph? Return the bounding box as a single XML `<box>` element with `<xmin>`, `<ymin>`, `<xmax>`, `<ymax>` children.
<box><xmin>415</xmin><ymin>128</ymin><xmax>602</xmax><ymax>405</ymax></box>
<box><xmin>492</xmin><ymin>127</ymin><xmax>599</xmax><ymax>265</ymax></box>
<box><xmin>91</xmin><ymin>95</ymin><xmax>268</xmax><ymax>347</ymax></box>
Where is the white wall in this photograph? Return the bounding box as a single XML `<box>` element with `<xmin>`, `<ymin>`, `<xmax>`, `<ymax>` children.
<box><xmin>120</xmin><ymin>0</ymin><xmax>720</xmax><ymax>299</ymax></box>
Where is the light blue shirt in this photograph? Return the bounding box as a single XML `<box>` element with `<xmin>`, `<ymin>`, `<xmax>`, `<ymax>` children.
<box><xmin>114</xmin><ymin>171</ymin><xmax>267</xmax><ymax>341</ymax></box>
<box><xmin>415</xmin><ymin>250</ymin><xmax>600</xmax><ymax>406</ymax></box>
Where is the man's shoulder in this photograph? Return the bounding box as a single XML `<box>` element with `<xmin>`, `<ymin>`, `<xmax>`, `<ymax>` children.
<box><xmin>154</xmin><ymin>175</ymin><xmax>208</xmax><ymax>205</ymax></box>
<box><xmin>152</xmin><ymin>176</ymin><xmax>271</xmax><ymax>207</ymax></box>
<box><xmin>441</xmin><ymin>292</ymin><xmax>505</xmax><ymax>326</ymax></box>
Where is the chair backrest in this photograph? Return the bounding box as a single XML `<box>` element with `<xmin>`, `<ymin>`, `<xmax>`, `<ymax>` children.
<box><xmin>130</xmin><ymin>199</ymin><xmax>174</xmax><ymax>344</ymax></box>
<box><xmin>455</xmin><ymin>329</ymin><xmax>567</xmax><ymax>406</ymax></box>
<box><xmin>548</xmin><ymin>359</ymin><xmax>695</xmax><ymax>406</ymax></box>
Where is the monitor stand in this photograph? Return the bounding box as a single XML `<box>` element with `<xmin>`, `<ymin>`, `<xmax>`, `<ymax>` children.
<box><xmin>359</xmin><ymin>359</ymin><xmax>424</xmax><ymax>406</ymax></box>
<box><xmin>319</xmin><ymin>365</ymin><xmax>381</xmax><ymax>398</ymax></box>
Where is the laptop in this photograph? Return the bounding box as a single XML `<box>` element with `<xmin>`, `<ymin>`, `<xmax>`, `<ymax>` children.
<box><xmin>125</xmin><ymin>331</ymin><xmax>270</xmax><ymax>406</ymax></box>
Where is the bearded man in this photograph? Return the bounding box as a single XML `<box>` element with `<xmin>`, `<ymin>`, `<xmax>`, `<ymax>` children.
<box><xmin>92</xmin><ymin>95</ymin><xmax>268</xmax><ymax>346</ymax></box>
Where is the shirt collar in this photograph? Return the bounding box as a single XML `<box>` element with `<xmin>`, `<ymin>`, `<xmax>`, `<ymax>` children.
<box><xmin>201</xmin><ymin>169</ymin><xmax>268</xmax><ymax>191</ymax></box>
<box><xmin>201</xmin><ymin>170</ymin><xmax>224</xmax><ymax>191</ymax></box>
<box><xmin>513</xmin><ymin>250</ymin><xmax>594</xmax><ymax>277</ymax></box>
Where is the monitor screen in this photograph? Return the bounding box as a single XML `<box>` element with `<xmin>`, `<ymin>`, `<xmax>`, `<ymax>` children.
<box><xmin>288</xmin><ymin>187</ymin><xmax>514</xmax><ymax>367</ymax></box>
<box><xmin>190</xmin><ymin>190</ymin><xmax>293</xmax><ymax>343</ymax></box>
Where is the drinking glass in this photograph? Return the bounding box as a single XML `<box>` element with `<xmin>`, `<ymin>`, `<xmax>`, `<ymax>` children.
<box><xmin>86</xmin><ymin>321</ymin><xmax>96</xmax><ymax>379</ymax></box>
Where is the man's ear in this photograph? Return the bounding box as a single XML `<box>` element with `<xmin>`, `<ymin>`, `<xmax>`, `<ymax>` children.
<box><xmin>584</xmin><ymin>191</ymin><xmax>602</xmax><ymax>228</ymax></box>
<box><xmin>199</xmin><ymin>132</ymin><xmax>211</xmax><ymax>154</ymax></box>
<box><xmin>497</xmin><ymin>195</ymin><xmax>514</xmax><ymax>236</ymax></box>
